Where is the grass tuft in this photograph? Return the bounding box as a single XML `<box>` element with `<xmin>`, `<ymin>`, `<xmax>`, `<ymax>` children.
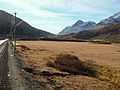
<box><xmin>47</xmin><ymin>54</ymin><xmax>96</xmax><ymax>77</ymax></box>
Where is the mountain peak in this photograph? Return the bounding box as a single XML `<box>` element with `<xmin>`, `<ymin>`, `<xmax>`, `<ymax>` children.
<box><xmin>58</xmin><ymin>20</ymin><xmax>96</xmax><ymax>35</ymax></box>
<box><xmin>72</xmin><ymin>20</ymin><xmax>84</xmax><ymax>27</ymax></box>
<box><xmin>0</xmin><ymin>10</ymin><xmax>12</xmax><ymax>17</ymax></box>
<box><xmin>0</xmin><ymin>10</ymin><xmax>8</xmax><ymax>14</ymax></box>
<box><xmin>0</xmin><ymin>10</ymin><xmax>5</xmax><ymax>12</ymax></box>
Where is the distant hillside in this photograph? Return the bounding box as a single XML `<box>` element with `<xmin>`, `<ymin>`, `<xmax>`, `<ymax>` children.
<box><xmin>93</xmin><ymin>12</ymin><xmax>120</xmax><ymax>30</ymax></box>
<box><xmin>58</xmin><ymin>20</ymin><xmax>96</xmax><ymax>35</ymax></box>
<box><xmin>62</xmin><ymin>24</ymin><xmax>120</xmax><ymax>43</ymax></box>
<box><xmin>59</xmin><ymin>12</ymin><xmax>120</xmax><ymax>36</ymax></box>
<box><xmin>0</xmin><ymin>10</ymin><xmax>52</xmax><ymax>39</ymax></box>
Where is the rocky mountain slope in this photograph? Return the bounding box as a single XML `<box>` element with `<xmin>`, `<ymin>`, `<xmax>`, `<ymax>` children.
<box><xmin>94</xmin><ymin>12</ymin><xmax>120</xmax><ymax>29</ymax></box>
<box><xmin>0</xmin><ymin>10</ymin><xmax>52</xmax><ymax>39</ymax></box>
<box><xmin>59</xmin><ymin>24</ymin><xmax>120</xmax><ymax>43</ymax></box>
<box><xmin>58</xmin><ymin>20</ymin><xmax>96</xmax><ymax>35</ymax></box>
<box><xmin>59</xmin><ymin>12</ymin><xmax>120</xmax><ymax>35</ymax></box>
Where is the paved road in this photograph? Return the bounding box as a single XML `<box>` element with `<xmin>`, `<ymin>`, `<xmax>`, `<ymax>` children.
<box><xmin>0</xmin><ymin>41</ymin><xmax>11</xmax><ymax>90</ymax></box>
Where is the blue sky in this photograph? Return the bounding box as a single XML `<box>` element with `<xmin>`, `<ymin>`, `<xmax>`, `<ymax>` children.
<box><xmin>0</xmin><ymin>0</ymin><xmax>120</xmax><ymax>34</ymax></box>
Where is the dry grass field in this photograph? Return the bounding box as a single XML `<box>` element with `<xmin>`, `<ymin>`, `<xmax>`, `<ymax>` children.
<box><xmin>16</xmin><ymin>41</ymin><xmax>120</xmax><ymax>90</ymax></box>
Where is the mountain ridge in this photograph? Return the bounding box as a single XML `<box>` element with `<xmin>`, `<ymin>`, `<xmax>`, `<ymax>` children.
<box><xmin>57</xmin><ymin>24</ymin><xmax>120</xmax><ymax>43</ymax></box>
<box><xmin>59</xmin><ymin>11</ymin><xmax>120</xmax><ymax>35</ymax></box>
<box><xmin>0</xmin><ymin>10</ymin><xmax>53</xmax><ymax>39</ymax></box>
<box><xmin>58</xmin><ymin>20</ymin><xmax>96</xmax><ymax>35</ymax></box>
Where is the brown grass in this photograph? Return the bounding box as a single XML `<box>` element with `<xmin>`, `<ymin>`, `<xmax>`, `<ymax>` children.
<box><xmin>16</xmin><ymin>41</ymin><xmax>120</xmax><ymax>90</ymax></box>
<box><xmin>47</xmin><ymin>54</ymin><xmax>96</xmax><ymax>76</ymax></box>
<box><xmin>17</xmin><ymin>41</ymin><xmax>120</xmax><ymax>69</ymax></box>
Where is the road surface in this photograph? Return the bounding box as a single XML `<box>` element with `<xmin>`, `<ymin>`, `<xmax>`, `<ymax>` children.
<box><xmin>0</xmin><ymin>40</ymin><xmax>11</xmax><ymax>90</ymax></box>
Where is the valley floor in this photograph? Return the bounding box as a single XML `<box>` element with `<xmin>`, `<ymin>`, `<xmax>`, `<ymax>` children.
<box><xmin>16</xmin><ymin>41</ymin><xmax>120</xmax><ymax>90</ymax></box>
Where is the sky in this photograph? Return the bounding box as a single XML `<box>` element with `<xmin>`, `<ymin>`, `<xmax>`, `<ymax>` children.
<box><xmin>0</xmin><ymin>0</ymin><xmax>120</xmax><ymax>34</ymax></box>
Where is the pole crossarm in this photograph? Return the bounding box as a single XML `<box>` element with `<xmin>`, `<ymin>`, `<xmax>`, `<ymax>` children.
<box><xmin>11</xmin><ymin>21</ymin><xmax>23</xmax><ymax>34</ymax></box>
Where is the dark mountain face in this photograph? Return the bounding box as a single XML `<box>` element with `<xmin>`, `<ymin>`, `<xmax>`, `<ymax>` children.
<box><xmin>58</xmin><ymin>20</ymin><xmax>96</xmax><ymax>35</ymax></box>
<box><xmin>0</xmin><ymin>10</ymin><xmax>52</xmax><ymax>39</ymax></box>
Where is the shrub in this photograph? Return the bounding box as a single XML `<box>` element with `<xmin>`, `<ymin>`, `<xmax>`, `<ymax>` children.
<box><xmin>47</xmin><ymin>54</ymin><xmax>96</xmax><ymax>77</ymax></box>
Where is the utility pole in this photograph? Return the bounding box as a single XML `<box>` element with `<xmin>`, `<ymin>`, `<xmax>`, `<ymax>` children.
<box><xmin>12</xmin><ymin>12</ymin><xmax>23</xmax><ymax>56</ymax></box>
<box><xmin>13</xmin><ymin>12</ymin><xmax>17</xmax><ymax>56</ymax></box>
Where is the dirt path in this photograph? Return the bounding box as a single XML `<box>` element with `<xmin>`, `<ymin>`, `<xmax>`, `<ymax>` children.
<box><xmin>8</xmin><ymin>41</ymin><xmax>47</xmax><ymax>90</ymax></box>
<box><xmin>8</xmin><ymin>41</ymin><xmax>30</xmax><ymax>90</ymax></box>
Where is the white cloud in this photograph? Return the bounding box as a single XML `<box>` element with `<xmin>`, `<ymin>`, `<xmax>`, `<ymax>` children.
<box><xmin>0</xmin><ymin>0</ymin><xmax>120</xmax><ymax>34</ymax></box>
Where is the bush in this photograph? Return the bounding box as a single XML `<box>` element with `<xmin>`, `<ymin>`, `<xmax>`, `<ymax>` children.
<box><xmin>47</xmin><ymin>54</ymin><xmax>96</xmax><ymax>77</ymax></box>
<box><xmin>17</xmin><ymin>45</ymin><xmax>31</xmax><ymax>51</ymax></box>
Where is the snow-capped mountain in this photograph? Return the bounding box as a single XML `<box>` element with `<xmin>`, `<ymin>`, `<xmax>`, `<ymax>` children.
<box><xmin>59</xmin><ymin>12</ymin><xmax>120</xmax><ymax>35</ymax></box>
<box><xmin>58</xmin><ymin>20</ymin><xmax>96</xmax><ymax>35</ymax></box>
<box><xmin>95</xmin><ymin>12</ymin><xmax>120</xmax><ymax>28</ymax></box>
